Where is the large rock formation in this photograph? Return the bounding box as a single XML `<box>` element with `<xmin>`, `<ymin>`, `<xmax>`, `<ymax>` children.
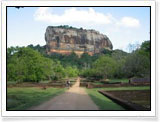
<box><xmin>45</xmin><ymin>26</ymin><xmax>113</xmax><ymax>56</ymax></box>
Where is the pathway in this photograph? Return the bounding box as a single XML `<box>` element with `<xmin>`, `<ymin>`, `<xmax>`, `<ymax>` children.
<box><xmin>29</xmin><ymin>77</ymin><xmax>99</xmax><ymax>110</ymax></box>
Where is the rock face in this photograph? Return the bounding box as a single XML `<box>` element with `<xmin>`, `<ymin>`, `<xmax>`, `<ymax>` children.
<box><xmin>45</xmin><ymin>26</ymin><xmax>113</xmax><ymax>56</ymax></box>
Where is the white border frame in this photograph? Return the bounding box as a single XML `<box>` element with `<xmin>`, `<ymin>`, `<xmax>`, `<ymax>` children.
<box><xmin>1</xmin><ymin>0</ymin><xmax>156</xmax><ymax>117</ymax></box>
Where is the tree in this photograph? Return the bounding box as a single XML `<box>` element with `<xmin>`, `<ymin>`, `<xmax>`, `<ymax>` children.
<box><xmin>79</xmin><ymin>53</ymin><xmax>92</xmax><ymax>69</ymax></box>
<box><xmin>127</xmin><ymin>43</ymin><xmax>140</xmax><ymax>53</ymax></box>
<box><xmin>62</xmin><ymin>52</ymin><xmax>79</xmax><ymax>67</ymax></box>
<box><xmin>124</xmin><ymin>41</ymin><xmax>150</xmax><ymax>78</ymax></box>
<box><xmin>41</xmin><ymin>58</ymin><xmax>54</xmax><ymax>81</ymax></box>
<box><xmin>100</xmin><ymin>48</ymin><xmax>112</xmax><ymax>56</ymax></box>
<box><xmin>7</xmin><ymin>47</ymin><xmax>55</xmax><ymax>82</ymax></box>
<box><xmin>124</xmin><ymin>51</ymin><xmax>150</xmax><ymax>78</ymax></box>
<box><xmin>64</xmin><ymin>66</ymin><xmax>79</xmax><ymax>78</ymax></box>
<box><xmin>27</xmin><ymin>44</ymin><xmax>46</xmax><ymax>55</ymax></box>
<box><xmin>138</xmin><ymin>40</ymin><xmax>150</xmax><ymax>58</ymax></box>
<box><xmin>111</xmin><ymin>49</ymin><xmax>128</xmax><ymax>60</ymax></box>
<box><xmin>51</xmin><ymin>61</ymin><xmax>65</xmax><ymax>80</ymax></box>
<box><xmin>92</xmin><ymin>56</ymin><xmax>117</xmax><ymax>79</ymax></box>
<box><xmin>140</xmin><ymin>40</ymin><xmax>150</xmax><ymax>52</ymax></box>
<box><xmin>111</xmin><ymin>49</ymin><xmax>128</xmax><ymax>78</ymax></box>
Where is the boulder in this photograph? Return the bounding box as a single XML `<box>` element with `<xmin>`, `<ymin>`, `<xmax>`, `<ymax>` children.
<box><xmin>45</xmin><ymin>26</ymin><xmax>113</xmax><ymax>56</ymax></box>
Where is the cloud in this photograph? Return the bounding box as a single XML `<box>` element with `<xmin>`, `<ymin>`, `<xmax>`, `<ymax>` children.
<box><xmin>117</xmin><ymin>17</ymin><xmax>140</xmax><ymax>28</ymax></box>
<box><xmin>34</xmin><ymin>7</ymin><xmax>113</xmax><ymax>25</ymax></box>
<box><xmin>34</xmin><ymin>7</ymin><xmax>140</xmax><ymax>29</ymax></box>
<box><xmin>33</xmin><ymin>7</ymin><xmax>142</xmax><ymax>52</ymax></box>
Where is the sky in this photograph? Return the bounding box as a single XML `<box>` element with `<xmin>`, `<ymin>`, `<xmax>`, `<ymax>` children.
<box><xmin>7</xmin><ymin>7</ymin><xmax>150</xmax><ymax>52</ymax></box>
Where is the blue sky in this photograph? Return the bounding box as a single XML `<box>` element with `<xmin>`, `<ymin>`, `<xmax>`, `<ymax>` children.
<box><xmin>7</xmin><ymin>7</ymin><xmax>150</xmax><ymax>52</ymax></box>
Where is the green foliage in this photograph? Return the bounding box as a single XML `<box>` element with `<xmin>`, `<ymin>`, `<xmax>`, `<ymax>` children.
<box><xmin>64</xmin><ymin>66</ymin><xmax>79</xmax><ymax>78</ymax></box>
<box><xmin>51</xmin><ymin>61</ymin><xmax>66</xmax><ymax>80</ymax></box>
<box><xmin>7</xmin><ymin>46</ymin><xmax>20</xmax><ymax>62</ymax></box>
<box><xmin>100</xmin><ymin>48</ymin><xmax>112</xmax><ymax>56</ymax></box>
<box><xmin>111</xmin><ymin>50</ymin><xmax>128</xmax><ymax>78</ymax></box>
<box><xmin>27</xmin><ymin>44</ymin><xmax>46</xmax><ymax>55</ymax></box>
<box><xmin>92</xmin><ymin>56</ymin><xmax>117</xmax><ymax>79</ymax></box>
<box><xmin>47</xmin><ymin>52</ymin><xmax>80</xmax><ymax>68</ymax></box>
<box><xmin>111</xmin><ymin>49</ymin><xmax>128</xmax><ymax>60</ymax></box>
<box><xmin>55</xmin><ymin>25</ymin><xmax>77</xmax><ymax>29</ymax></box>
<box><xmin>108</xmin><ymin>78</ymin><xmax>129</xmax><ymax>83</ymax></box>
<box><xmin>124</xmin><ymin>41</ymin><xmax>150</xmax><ymax>78</ymax></box>
<box><xmin>140</xmin><ymin>40</ymin><xmax>150</xmax><ymax>52</ymax></box>
<box><xmin>81</xmin><ymin>56</ymin><xmax>117</xmax><ymax>79</ymax></box>
<box><xmin>7</xmin><ymin>47</ymin><xmax>55</xmax><ymax>82</ymax></box>
<box><xmin>124</xmin><ymin>50</ymin><xmax>150</xmax><ymax>78</ymax></box>
<box><xmin>81</xmin><ymin>40</ymin><xmax>150</xmax><ymax>80</ymax></box>
<box><xmin>47</xmin><ymin>52</ymin><xmax>98</xmax><ymax>70</ymax></box>
<box><xmin>81</xmin><ymin>68</ymin><xmax>98</xmax><ymax>78</ymax></box>
<box><xmin>62</xmin><ymin>52</ymin><xmax>79</xmax><ymax>67</ymax></box>
<box><xmin>79</xmin><ymin>53</ymin><xmax>92</xmax><ymax>69</ymax></box>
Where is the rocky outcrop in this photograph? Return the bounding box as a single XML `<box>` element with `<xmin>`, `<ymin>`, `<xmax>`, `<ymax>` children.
<box><xmin>45</xmin><ymin>26</ymin><xmax>113</xmax><ymax>56</ymax></box>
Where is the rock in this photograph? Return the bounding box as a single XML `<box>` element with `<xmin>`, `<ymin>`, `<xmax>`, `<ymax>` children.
<box><xmin>45</xmin><ymin>26</ymin><xmax>113</xmax><ymax>56</ymax></box>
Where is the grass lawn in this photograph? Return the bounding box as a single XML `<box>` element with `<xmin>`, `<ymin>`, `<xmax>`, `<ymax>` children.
<box><xmin>7</xmin><ymin>87</ymin><xmax>66</xmax><ymax>110</ymax></box>
<box><xmin>91</xmin><ymin>82</ymin><xmax>104</xmax><ymax>85</ymax></box>
<box><xmin>86</xmin><ymin>86</ymin><xmax>150</xmax><ymax>110</ymax></box>
<box><xmin>108</xmin><ymin>78</ymin><xmax>129</xmax><ymax>83</ymax></box>
<box><xmin>86</xmin><ymin>88</ymin><xmax>125</xmax><ymax>110</ymax></box>
<box><xmin>91</xmin><ymin>86</ymin><xmax>150</xmax><ymax>91</ymax></box>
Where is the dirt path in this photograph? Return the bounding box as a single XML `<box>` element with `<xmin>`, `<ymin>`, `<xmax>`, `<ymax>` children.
<box><xmin>29</xmin><ymin>77</ymin><xmax>99</xmax><ymax>110</ymax></box>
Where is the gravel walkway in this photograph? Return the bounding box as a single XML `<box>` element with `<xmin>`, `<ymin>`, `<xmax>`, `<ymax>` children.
<box><xmin>29</xmin><ymin>77</ymin><xmax>99</xmax><ymax>110</ymax></box>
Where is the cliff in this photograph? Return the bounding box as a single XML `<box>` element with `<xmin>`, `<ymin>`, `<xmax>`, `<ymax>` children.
<box><xmin>45</xmin><ymin>26</ymin><xmax>113</xmax><ymax>56</ymax></box>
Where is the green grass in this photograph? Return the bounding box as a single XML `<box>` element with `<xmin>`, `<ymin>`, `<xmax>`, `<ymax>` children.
<box><xmin>108</xmin><ymin>78</ymin><xmax>129</xmax><ymax>83</ymax></box>
<box><xmin>91</xmin><ymin>82</ymin><xmax>104</xmax><ymax>85</ymax></box>
<box><xmin>91</xmin><ymin>86</ymin><xmax>150</xmax><ymax>91</ymax></box>
<box><xmin>39</xmin><ymin>80</ymin><xmax>51</xmax><ymax>83</ymax></box>
<box><xmin>7</xmin><ymin>87</ymin><xmax>66</xmax><ymax>110</ymax></box>
<box><xmin>86</xmin><ymin>88</ymin><xmax>125</xmax><ymax>110</ymax></box>
<box><xmin>7</xmin><ymin>81</ymin><xmax>18</xmax><ymax>85</ymax></box>
<box><xmin>86</xmin><ymin>86</ymin><xmax>150</xmax><ymax>110</ymax></box>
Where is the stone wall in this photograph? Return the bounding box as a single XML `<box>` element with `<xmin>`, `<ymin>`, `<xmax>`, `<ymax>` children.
<box><xmin>129</xmin><ymin>77</ymin><xmax>150</xmax><ymax>85</ymax></box>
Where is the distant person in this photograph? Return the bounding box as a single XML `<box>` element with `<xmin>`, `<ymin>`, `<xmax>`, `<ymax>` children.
<box><xmin>68</xmin><ymin>80</ymin><xmax>71</xmax><ymax>87</ymax></box>
<box><xmin>66</xmin><ymin>80</ymin><xmax>71</xmax><ymax>89</ymax></box>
